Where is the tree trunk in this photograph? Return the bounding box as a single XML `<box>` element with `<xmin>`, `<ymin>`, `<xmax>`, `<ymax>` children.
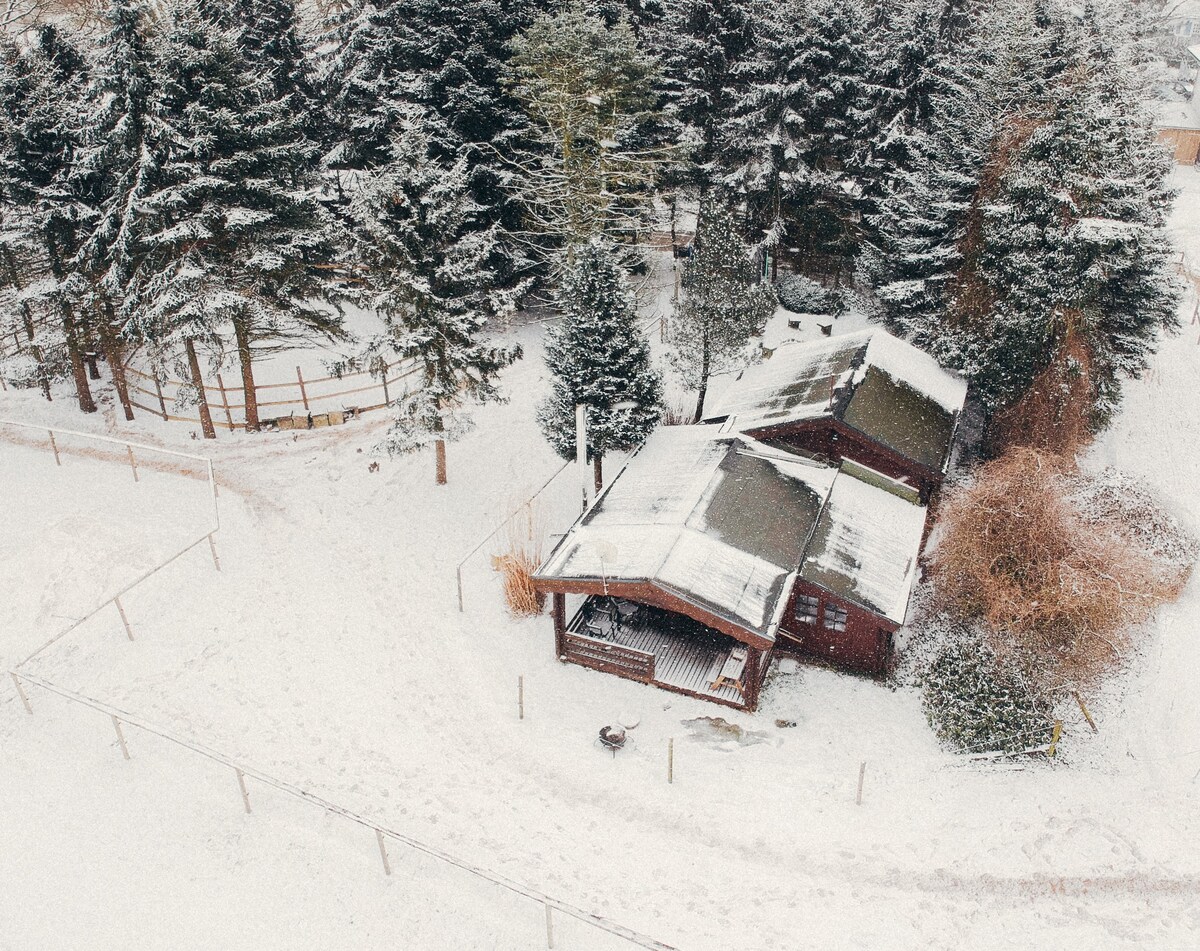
<box><xmin>433</xmin><ymin>409</ymin><xmax>447</xmax><ymax>484</ymax></box>
<box><xmin>185</xmin><ymin>337</ymin><xmax>216</xmax><ymax>440</ymax></box>
<box><xmin>232</xmin><ymin>316</ymin><xmax>260</xmax><ymax>432</ymax></box>
<box><xmin>98</xmin><ymin>298</ymin><xmax>134</xmax><ymax>421</ymax></box>
<box><xmin>593</xmin><ymin>454</ymin><xmax>603</xmax><ymax>495</ymax></box>
<box><xmin>62</xmin><ymin>300</ymin><xmax>96</xmax><ymax>414</ymax></box>
<box><xmin>694</xmin><ymin>338</ymin><xmax>711</xmax><ymax>423</ymax></box>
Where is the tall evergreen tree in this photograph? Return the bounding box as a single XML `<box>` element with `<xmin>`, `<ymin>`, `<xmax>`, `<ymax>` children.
<box><xmin>670</xmin><ymin>200</ymin><xmax>775</xmax><ymax>420</ymax></box>
<box><xmin>131</xmin><ymin>3</ymin><xmax>344</xmax><ymax>434</ymax></box>
<box><xmin>0</xmin><ymin>25</ymin><xmax>95</xmax><ymax>412</ymax></box>
<box><xmin>651</xmin><ymin>0</ymin><xmax>758</xmax><ymax>193</ymax></box>
<box><xmin>340</xmin><ymin>115</ymin><xmax>521</xmax><ymax>483</ymax></box>
<box><xmin>538</xmin><ymin>236</ymin><xmax>663</xmax><ymax>491</ymax></box>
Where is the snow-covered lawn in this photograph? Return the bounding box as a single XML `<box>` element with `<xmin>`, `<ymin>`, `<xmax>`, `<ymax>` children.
<box><xmin>4</xmin><ymin>179</ymin><xmax>1200</xmax><ymax>948</ymax></box>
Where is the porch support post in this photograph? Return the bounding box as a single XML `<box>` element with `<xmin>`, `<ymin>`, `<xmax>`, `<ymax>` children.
<box><xmin>744</xmin><ymin>646</ymin><xmax>766</xmax><ymax>710</ymax></box>
<box><xmin>552</xmin><ymin>593</ymin><xmax>566</xmax><ymax>659</ymax></box>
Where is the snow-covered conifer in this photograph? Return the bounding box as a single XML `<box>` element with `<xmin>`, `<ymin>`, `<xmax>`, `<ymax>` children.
<box><xmin>340</xmin><ymin>115</ymin><xmax>520</xmax><ymax>483</ymax></box>
<box><xmin>538</xmin><ymin>237</ymin><xmax>663</xmax><ymax>490</ymax></box>
<box><xmin>670</xmin><ymin>200</ymin><xmax>775</xmax><ymax>421</ymax></box>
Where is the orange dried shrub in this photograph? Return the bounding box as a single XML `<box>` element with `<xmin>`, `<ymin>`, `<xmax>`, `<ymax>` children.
<box><xmin>930</xmin><ymin>448</ymin><xmax>1195</xmax><ymax>692</ymax></box>
<box><xmin>498</xmin><ymin>502</ymin><xmax>547</xmax><ymax>618</ymax></box>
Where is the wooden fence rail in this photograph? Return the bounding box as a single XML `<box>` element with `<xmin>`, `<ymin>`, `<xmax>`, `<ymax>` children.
<box><xmin>120</xmin><ymin>358</ymin><xmax>422</xmax><ymax>431</ymax></box>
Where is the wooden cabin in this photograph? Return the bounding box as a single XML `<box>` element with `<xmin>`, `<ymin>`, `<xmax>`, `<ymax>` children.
<box><xmin>702</xmin><ymin>330</ymin><xmax>969</xmax><ymax>502</ymax></box>
<box><xmin>533</xmin><ymin>427</ymin><xmax>932</xmax><ymax>711</ymax></box>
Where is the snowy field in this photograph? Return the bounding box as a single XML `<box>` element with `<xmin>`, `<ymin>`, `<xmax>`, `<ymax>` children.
<box><xmin>3</xmin><ymin>185</ymin><xmax>1200</xmax><ymax>948</ymax></box>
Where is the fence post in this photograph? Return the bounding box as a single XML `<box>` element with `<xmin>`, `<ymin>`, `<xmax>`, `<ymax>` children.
<box><xmin>375</xmin><ymin>828</ymin><xmax>392</xmax><ymax>876</ymax></box>
<box><xmin>856</xmin><ymin>761</ymin><xmax>866</xmax><ymax>806</ymax></box>
<box><xmin>1048</xmin><ymin>720</ymin><xmax>1063</xmax><ymax>757</ymax></box>
<box><xmin>114</xmin><ymin>596</ymin><xmax>134</xmax><ymax>641</ymax></box>
<box><xmin>518</xmin><ymin>675</ymin><xmax>524</xmax><ymax>721</ymax></box>
<box><xmin>153</xmin><ymin>375</ymin><xmax>167</xmax><ymax>419</ymax></box>
<box><xmin>111</xmin><ymin>716</ymin><xmax>131</xmax><ymax>760</ymax></box>
<box><xmin>668</xmin><ymin>737</ymin><xmax>674</xmax><ymax>784</ymax></box>
<box><xmin>208</xmin><ymin>534</ymin><xmax>221</xmax><ymax>572</ymax></box>
<box><xmin>48</xmin><ymin>430</ymin><xmax>60</xmax><ymax>466</ymax></box>
<box><xmin>10</xmin><ymin>672</ymin><xmax>32</xmax><ymax>714</ymax></box>
<box><xmin>216</xmin><ymin>373</ymin><xmax>234</xmax><ymax>431</ymax></box>
<box><xmin>456</xmin><ymin>564</ymin><xmax>464</xmax><ymax>613</ymax></box>
<box><xmin>236</xmin><ymin>768</ymin><xmax>252</xmax><ymax>813</ymax></box>
<box><xmin>381</xmin><ymin>370</ymin><xmax>390</xmax><ymax>406</ymax></box>
<box><xmin>296</xmin><ymin>366</ymin><xmax>310</xmax><ymax>411</ymax></box>
<box><xmin>545</xmin><ymin>903</ymin><xmax>554</xmax><ymax>950</ymax></box>
<box><xmin>125</xmin><ymin>444</ymin><xmax>139</xmax><ymax>483</ymax></box>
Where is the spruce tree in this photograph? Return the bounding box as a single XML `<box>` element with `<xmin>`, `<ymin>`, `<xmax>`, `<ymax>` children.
<box><xmin>0</xmin><ymin>26</ymin><xmax>96</xmax><ymax>412</ymax></box>
<box><xmin>538</xmin><ymin>236</ymin><xmax>663</xmax><ymax>491</ymax></box>
<box><xmin>670</xmin><ymin>200</ymin><xmax>775</xmax><ymax>421</ymax></box>
<box><xmin>71</xmin><ymin>0</ymin><xmax>158</xmax><ymax>421</ymax></box>
<box><xmin>340</xmin><ymin>115</ymin><xmax>521</xmax><ymax>483</ymax></box>
<box><xmin>131</xmin><ymin>3</ymin><xmax>344</xmax><ymax>434</ymax></box>
<box><xmin>651</xmin><ymin>0</ymin><xmax>758</xmax><ymax>193</ymax></box>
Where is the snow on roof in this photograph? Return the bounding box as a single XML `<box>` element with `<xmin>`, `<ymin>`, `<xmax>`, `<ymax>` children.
<box><xmin>1152</xmin><ymin>98</ymin><xmax>1200</xmax><ymax>131</ymax></box>
<box><xmin>800</xmin><ymin>462</ymin><xmax>928</xmax><ymax>625</ymax></box>
<box><xmin>537</xmin><ymin>427</ymin><xmax>930</xmax><ymax>638</ymax></box>
<box><xmin>536</xmin><ymin>427</ymin><xmax>835</xmax><ymax>639</ymax></box>
<box><xmin>705</xmin><ymin>329</ymin><xmax>968</xmax><ymax>473</ymax></box>
<box><xmin>855</xmin><ymin>331</ymin><xmax>968</xmax><ymax>414</ymax></box>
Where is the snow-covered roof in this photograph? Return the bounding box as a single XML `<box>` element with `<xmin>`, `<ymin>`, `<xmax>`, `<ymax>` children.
<box><xmin>800</xmin><ymin>461</ymin><xmax>927</xmax><ymax>625</ymax></box>
<box><xmin>704</xmin><ymin>329</ymin><xmax>968</xmax><ymax>473</ymax></box>
<box><xmin>536</xmin><ymin>428</ymin><xmax>929</xmax><ymax>640</ymax></box>
<box><xmin>535</xmin><ymin>427</ymin><xmax>834</xmax><ymax>641</ymax></box>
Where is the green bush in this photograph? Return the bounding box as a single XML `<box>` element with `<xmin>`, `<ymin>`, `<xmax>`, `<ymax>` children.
<box><xmin>775</xmin><ymin>274</ymin><xmax>843</xmax><ymax>315</ymax></box>
<box><xmin>919</xmin><ymin>626</ymin><xmax>1052</xmax><ymax>755</ymax></box>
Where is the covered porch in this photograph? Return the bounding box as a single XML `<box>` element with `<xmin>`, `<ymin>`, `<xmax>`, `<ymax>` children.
<box><xmin>553</xmin><ymin>595</ymin><xmax>766</xmax><ymax>710</ymax></box>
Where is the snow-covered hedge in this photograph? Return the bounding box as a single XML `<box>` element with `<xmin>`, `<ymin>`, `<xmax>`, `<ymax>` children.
<box><xmin>775</xmin><ymin>274</ymin><xmax>843</xmax><ymax>316</ymax></box>
<box><xmin>914</xmin><ymin>621</ymin><xmax>1052</xmax><ymax>755</ymax></box>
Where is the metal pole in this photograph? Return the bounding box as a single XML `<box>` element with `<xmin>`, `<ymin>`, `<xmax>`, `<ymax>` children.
<box><xmin>518</xmin><ymin>676</ymin><xmax>524</xmax><ymax>721</ymax></box>
<box><xmin>668</xmin><ymin>737</ymin><xmax>674</xmax><ymax>784</ymax></box>
<box><xmin>545</xmin><ymin>903</ymin><xmax>554</xmax><ymax>949</ymax></box>
<box><xmin>236</xmin><ymin>768</ymin><xmax>252</xmax><ymax>813</ymax></box>
<box><xmin>208</xmin><ymin>534</ymin><xmax>221</xmax><ymax>572</ymax></box>
<box><xmin>575</xmin><ymin>403</ymin><xmax>590</xmax><ymax>513</ymax></box>
<box><xmin>856</xmin><ymin>762</ymin><xmax>866</xmax><ymax>806</ymax></box>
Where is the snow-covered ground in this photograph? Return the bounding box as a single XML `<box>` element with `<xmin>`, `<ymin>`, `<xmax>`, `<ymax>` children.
<box><xmin>3</xmin><ymin>177</ymin><xmax>1200</xmax><ymax>949</ymax></box>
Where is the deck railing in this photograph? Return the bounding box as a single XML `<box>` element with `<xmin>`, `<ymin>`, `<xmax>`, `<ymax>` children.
<box><xmin>563</xmin><ymin>630</ymin><xmax>656</xmax><ymax>682</ymax></box>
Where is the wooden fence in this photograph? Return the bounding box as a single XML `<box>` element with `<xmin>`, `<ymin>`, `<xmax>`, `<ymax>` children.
<box><xmin>123</xmin><ymin>357</ymin><xmax>422</xmax><ymax>432</ymax></box>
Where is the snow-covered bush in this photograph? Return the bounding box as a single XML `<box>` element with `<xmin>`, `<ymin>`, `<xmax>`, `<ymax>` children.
<box><xmin>775</xmin><ymin>274</ymin><xmax>843</xmax><ymax>316</ymax></box>
<box><xmin>917</xmin><ymin>623</ymin><xmax>1052</xmax><ymax>755</ymax></box>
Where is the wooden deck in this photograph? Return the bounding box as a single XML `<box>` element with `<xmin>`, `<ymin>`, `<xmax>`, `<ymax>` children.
<box><xmin>566</xmin><ymin>598</ymin><xmax>747</xmax><ymax>707</ymax></box>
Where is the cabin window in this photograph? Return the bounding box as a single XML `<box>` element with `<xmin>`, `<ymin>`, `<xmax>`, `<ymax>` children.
<box><xmin>823</xmin><ymin>604</ymin><xmax>848</xmax><ymax>632</ymax></box>
<box><xmin>795</xmin><ymin>594</ymin><xmax>820</xmax><ymax>626</ymax></box>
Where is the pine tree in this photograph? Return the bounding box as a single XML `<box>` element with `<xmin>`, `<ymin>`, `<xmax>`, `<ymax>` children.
<box><xmin>340</xmin><ymin>115</ymin><xmax>521</xmax><ymax>483</ymax></box>
<box><xmin>538</xmin><ymin>237</ymin><xmax>663</xmax><ymax>490</ymax></box>
<box><xmin>508</xmin><ymin>3</ymin><xmax>665</xmax><ymax>262</ymax></box>
<box><xmin>131</xmin><ymin>3</ymin><xmax>344</xmax><ymax>434</ymax></box>
<box><xmin>670</xmin><ymin>200</ymin><xmax>775</xmax><ymax>420</ymax></box>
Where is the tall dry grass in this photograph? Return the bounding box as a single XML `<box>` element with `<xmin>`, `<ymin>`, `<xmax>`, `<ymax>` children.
<box><xmin>497</xmin><ymin>501</ymin><xmax>547</xmax><ymax>617</ymax></box>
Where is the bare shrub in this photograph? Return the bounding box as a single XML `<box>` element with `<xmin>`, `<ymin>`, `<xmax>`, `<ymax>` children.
<box><xmin>497</xmin><ymin>502</ymin><xmax>546</xmax><ymax>617</ymax></box>
<box><xmin>930</xmin><ymin>448</ymin><xmax>1194</xmax><ymax>692</ymax></box>
<box><xmin>660</xmin><ymin>395</ymin><xmax>691</xmax><ymax>426</ymax></box>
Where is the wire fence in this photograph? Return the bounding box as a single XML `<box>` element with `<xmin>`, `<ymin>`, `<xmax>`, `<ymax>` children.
<box><xmin>2</xmin><ymin>423</ymin><xmax>681</xmax><ymax>951</ymax></box>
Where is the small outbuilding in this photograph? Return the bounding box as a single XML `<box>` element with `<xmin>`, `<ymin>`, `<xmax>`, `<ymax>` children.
<box><xmin>702</xmin><ymin>329</ymin><xmax>969</xmax><ymax>501</ymax></box>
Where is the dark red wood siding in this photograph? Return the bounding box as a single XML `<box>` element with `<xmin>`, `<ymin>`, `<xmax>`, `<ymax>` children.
<box><xmin>777</xmin><ymin>578</ymin><xmax>896</xmax><ymax>677</ymax></box>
